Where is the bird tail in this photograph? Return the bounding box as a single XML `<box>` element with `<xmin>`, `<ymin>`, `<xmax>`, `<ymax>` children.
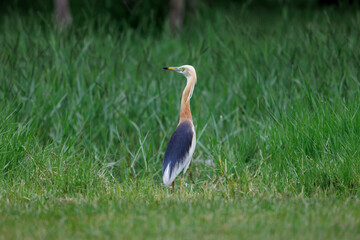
<box><xmin>162</xmin><ymin>164</ymin><xmax>173</xmax><ymax>186</ymax></box>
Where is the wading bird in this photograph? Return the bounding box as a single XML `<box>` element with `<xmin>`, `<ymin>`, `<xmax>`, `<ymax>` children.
<box><xmin>162</xmin><ymin>65</ymin><xmax>197</xmax><ymax>193</ymax></box>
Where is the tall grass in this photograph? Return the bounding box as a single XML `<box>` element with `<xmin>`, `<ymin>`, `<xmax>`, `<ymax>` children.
<box><xmin>1</xmin><ymin>4</ymin><xmax>360</xmax><ymax>200</ymax></box>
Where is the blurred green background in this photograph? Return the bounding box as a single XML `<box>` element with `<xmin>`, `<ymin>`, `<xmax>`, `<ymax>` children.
<box><xmin>1</xmin><ymin>0</ymin><xmax>360</xmax><ymax>238</ymax></box>
<box><xmin>1</xmin><ymin>0</ymin><xmax>359</xmax><ymax>192</ymax></box>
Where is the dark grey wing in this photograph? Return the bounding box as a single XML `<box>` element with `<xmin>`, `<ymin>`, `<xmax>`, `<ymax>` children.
<box><xmin>162</xmin><ymin>121</ymin><xmax>194</xmax><ymax>177</ymax></box>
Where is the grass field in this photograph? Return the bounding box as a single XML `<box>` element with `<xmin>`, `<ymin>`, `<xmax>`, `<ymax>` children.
<box><xmin>1</xmin><ymin>2</ymin><xmax>360</xmax><ymax>239</ymax></box>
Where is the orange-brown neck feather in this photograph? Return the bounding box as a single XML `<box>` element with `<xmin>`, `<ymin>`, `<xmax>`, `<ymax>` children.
<box><xmin>179</xmin><ymin>76</ymin><xmax>196</xmax><ymax>123</ymax></box>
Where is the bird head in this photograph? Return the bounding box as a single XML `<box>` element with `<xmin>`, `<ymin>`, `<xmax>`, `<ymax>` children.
<box><xmin>163</xmin><ymin>65</ymin><xmax>196</xmax><ymax>80</ymax></box>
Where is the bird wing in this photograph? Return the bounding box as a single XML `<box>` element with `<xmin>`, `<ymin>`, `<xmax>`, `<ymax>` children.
<box><xmin>162</xmin><ymin>120</ymin><xmax>195</xmax><ymax>186</ymax></box>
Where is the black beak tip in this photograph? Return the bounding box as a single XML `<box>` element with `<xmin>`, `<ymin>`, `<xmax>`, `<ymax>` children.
<box><xmin>163</xmin><ymin>67</ymin><xmax>168</xmax><ymax>70</ymax></box>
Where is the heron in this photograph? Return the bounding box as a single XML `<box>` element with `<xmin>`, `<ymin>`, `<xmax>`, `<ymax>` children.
<box><xmin>162</xmin><ymin>65</ymin><xmax>197</xmax><ymax>193</ymax></box>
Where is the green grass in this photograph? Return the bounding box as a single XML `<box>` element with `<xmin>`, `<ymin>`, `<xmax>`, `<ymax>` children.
<box><xmin>1</xmin><ymin>3</ymin><xmax>360</xmax><ymax>239</ymax></box>
<box><xmin>1</xmin><ymin>192</ymin><xmax>360</xmax><ymax>239</ymax></box>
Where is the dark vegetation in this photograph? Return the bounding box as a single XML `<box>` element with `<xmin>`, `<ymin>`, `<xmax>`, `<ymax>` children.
<box><xmin>0</xmin><ymin>0</ymin><xmax>360</xmax><ymax>238</ymax></box>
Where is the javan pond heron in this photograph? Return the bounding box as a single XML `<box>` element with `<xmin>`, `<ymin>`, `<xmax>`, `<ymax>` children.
<box><xmin>162</xmin><ymin>65</ymin><xmax>197</xmax><ymax>193</ymax></box>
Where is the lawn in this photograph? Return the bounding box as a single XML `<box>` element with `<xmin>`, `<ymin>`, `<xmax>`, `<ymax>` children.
<box><xmin>1</xmin><ymin>2</ymin><xmax>360</xmax><ymax>239</ymax></box>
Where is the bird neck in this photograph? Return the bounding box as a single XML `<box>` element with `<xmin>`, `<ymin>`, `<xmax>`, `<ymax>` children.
<box><xmin>179</xmin><ymin>75</ymin><xmax>196</xmax><ymax>123</ymax></box>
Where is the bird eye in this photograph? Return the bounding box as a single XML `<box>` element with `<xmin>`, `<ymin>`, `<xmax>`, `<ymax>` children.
<box><xmin>181</xmin><ymin>67</ymin><xmax>184</xmax><ymax>71</ymax></box>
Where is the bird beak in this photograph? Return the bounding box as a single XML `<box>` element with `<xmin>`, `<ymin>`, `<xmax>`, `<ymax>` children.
<box><xmin>163</xmin><ymin>67</ymin><xmax>182</xmax><ymax>71</ymax></box>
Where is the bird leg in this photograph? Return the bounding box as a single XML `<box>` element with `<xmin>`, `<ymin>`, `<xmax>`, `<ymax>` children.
<box><xmin>172</xmin><ymin>181</ymin><xmax>175</xmax><ymax>193</ymax></box>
